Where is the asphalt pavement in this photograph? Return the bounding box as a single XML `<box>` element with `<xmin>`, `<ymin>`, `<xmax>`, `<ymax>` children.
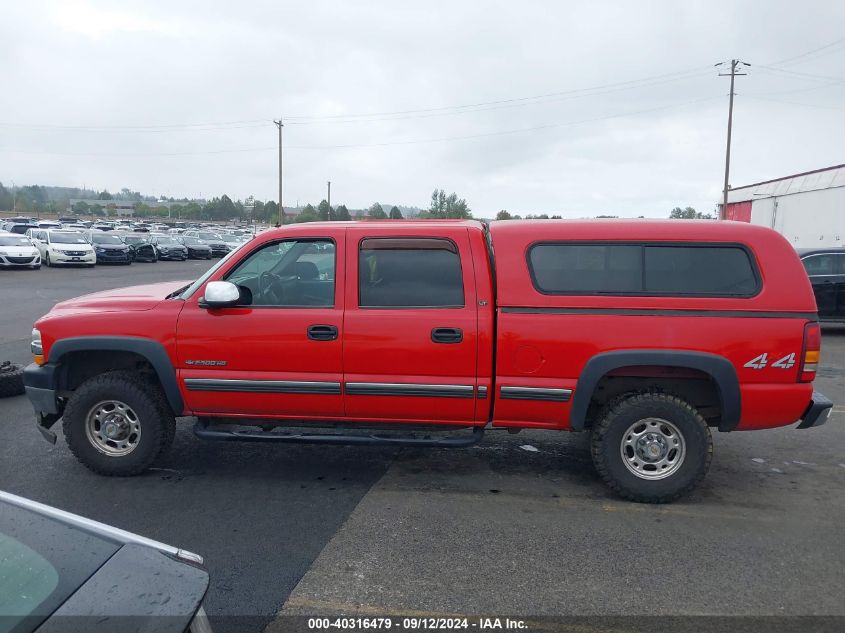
<box><xmin>1</xmin><ymin>261</ymin><xmax>843</xmax><ymax>633</ymax></box>
<box><xmin>0</xmin><ymin>261</ymin><xmax>397</xmax><ymax>633</ymax></box>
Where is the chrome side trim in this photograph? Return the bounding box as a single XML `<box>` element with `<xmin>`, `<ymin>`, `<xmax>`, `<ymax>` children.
<box><xmin>0</xmin><ymin>490</ymin><xmax>202</xmax><ymax>565</ymax></box>
<box><xmin>345</xmin><ymin>382</ymin><xmax>474</xmax><ymax>398</ymax></box>
<box><xmin>184</xmin><ymin>379</ymin><xmax>341</xmax><ymax>395</ymax></box>
<box><xmin>477</xmin><ymin>386</ymin><xmax>488</xmax><ymax>399</ymax></box>
<box><xmin>500</xmin><ymin>386</ymin><xmax>572</xmax><ymax>402</ymax></box>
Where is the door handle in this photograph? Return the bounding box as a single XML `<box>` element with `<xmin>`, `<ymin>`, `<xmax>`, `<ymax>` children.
<box><xmin>431</xmin><ymin>327</ymin><xmax>463</xmax><ymax>344</ymax></box>
<box><xmin>307</xmin><ymin>324</ymin><xmax>338</xmax><ymax>341</ymax></box>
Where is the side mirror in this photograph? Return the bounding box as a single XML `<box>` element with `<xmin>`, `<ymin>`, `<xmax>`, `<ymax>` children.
<box><xmin>200</xmin><ymin>281</ymin><xmax>240</xmax><ymax>309</ymax></box>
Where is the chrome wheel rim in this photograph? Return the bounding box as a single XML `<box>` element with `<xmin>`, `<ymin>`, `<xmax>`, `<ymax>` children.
<box><xmin>85</xmin><ymin>400</ymin><xmax>142</xmax><ymax>456</ymax></box>
<box><xmin>620</xmin><ymin>417</ymin><xmax>685</xmax><ymax>480</ymax></box>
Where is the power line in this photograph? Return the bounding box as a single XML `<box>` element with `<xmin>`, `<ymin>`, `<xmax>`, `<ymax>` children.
<box><xmin>741</xmin><ymin>95</ymin><xmax>845</xmax><ymax>110</ymax></box>
<box><xmin>765</xmin><ymin>36</ymin><xmax>845</xmax><ymax>67</ymax></box>
<box><xmin>285</xmin><ymin>70</ymin><xmax>715</xmax><ymax>126</ymax></box>
<box><xmin>0</xmin><ymin>118</ymin><xmax>271</xmax><ymax>131</ymax></box>
<box><xmin>284</xmin><ymin>66</ymin><xmax>713</xmax><ymax>122</ymax></box>
<box><xmin>755</xmin><ymin>65</ymin><xmax>845</xmax><ymax>83</ymax></box>
<box><xmin>1</xmin><ymin>95</ymin><xmax>720</xmax><ymax>157</ymax></box>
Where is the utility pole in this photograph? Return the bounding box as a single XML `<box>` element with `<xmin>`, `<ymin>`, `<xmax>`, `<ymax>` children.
<box><xmin>327</xmin><ymin>181</ymin><xmax>331</xmax><ymax>208</ymax></box>
<box><xmin>717</xmin><ymin>59</ymin><xmax>749</xmax><ymax>220</ymax></box>
<box><xmin>273</xmin><ymin>118</ymin><xmax>285</xmax><ymax>226</ymax></box>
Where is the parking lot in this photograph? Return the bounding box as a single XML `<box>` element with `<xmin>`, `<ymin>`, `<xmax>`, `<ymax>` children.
<box><xmin>1</xmin><ymin>262</ymin><xmax>844</xmax><ymax>632</ymax></box>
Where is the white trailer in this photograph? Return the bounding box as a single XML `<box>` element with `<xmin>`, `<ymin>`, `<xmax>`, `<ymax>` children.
<box><xmin>723</xmin><ymin>164</ymin><xmax>845</xmax><ymax>249</ymax></box>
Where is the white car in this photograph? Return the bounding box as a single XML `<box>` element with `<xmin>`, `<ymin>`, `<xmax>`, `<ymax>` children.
<box><xmin>0</xmin><ymin>232</ymin><xmax>41</xmax><ymax>269</ymax></box>
<box><xmin>27</xmin><ymin>229</ymin><xmax>96</xmax><ymax>267</ymax></box>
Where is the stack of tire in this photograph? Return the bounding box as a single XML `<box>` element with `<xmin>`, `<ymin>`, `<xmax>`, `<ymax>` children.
<box><xmin>0</xmin><ymin>361</ymin><xmax>25</xmax><ymax>398</ymax></box>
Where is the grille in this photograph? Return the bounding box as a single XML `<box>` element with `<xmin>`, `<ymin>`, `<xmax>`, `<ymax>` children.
<box><xmin>65</xmin><ymin>251</ymin><xmax>87</xmax><ymax>256</ymax></box>
<box><xmin>6</xmin><ymin>256</ymin><xmax>35</xmax><ymax>264</ymax></box>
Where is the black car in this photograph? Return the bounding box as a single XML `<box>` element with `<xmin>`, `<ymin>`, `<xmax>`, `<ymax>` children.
<box><xmin>121</xmin><ymin>234</ymin><xmax>159</xmax><ymax>262</ymax></box>
<box><xmin>150</xmin><ymin>235</ymin><xmax>189</xmax><ymax>261</ymax></box>
<box><xmin>5</xmin><ymin>222</ymin><xmax>38</xmax><ymax>235</ymax></box>
<box><xmin>177</xmin><ymin>236</ymin><xmax>213</xmax><ymax>259</ymax></box>
<box><xmin>191</xmin><ymin>232</ymin><xmax>231</xmax><ymax>258</ymax></box>
<box><xmin>798</xmin><ymin>248</ymin><xmax>845</xmax><ymax>321</ymax></box>
<box><xmin>0</xmin><ymin>490</ymin><xmax>211</xmax><ymax>633</ymax></box>
<box><xmin>84</xmin><ymin>231</ymin><xmax>132</xmax><ymax>264</ymax></box>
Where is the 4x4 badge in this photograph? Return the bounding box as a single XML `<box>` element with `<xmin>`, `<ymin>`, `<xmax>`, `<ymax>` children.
<box><xmin>743</xmin><ymin>352</ymin><xmax>796</xmax><ymax>370</ymax></box>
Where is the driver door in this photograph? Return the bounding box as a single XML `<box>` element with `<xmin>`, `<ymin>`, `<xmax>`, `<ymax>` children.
<box><xmin>176</xmin><ymin>236</ymin><xmax>345</xmax><ymax>419</ymax></box>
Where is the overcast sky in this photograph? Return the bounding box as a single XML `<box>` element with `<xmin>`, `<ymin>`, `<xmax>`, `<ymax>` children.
<box><xmin>2</xmin><ymin>0</ymin><xmax>844</xmax><ymax>217</ymax></box>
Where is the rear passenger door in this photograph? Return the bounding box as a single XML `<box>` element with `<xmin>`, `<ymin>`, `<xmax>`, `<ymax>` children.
<box><xmin>342</xmin><ymin>229</ymin><xmax>479</xmax><ymax>423</ymax></box>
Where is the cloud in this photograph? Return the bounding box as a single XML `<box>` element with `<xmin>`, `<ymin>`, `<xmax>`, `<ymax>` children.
<box><xmin>51</xmin><ymin>1</ymin><xmax>181</xmax><ymax>38</ymax></box>
<box><xmin>1</xmin><ymin>0</ymin><xmax>844</xmax><ymax>216</ymax></box>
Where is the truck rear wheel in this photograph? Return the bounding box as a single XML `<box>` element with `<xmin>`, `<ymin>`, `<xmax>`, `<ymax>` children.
<box><xmin>590</xmin><ymin>392</ymin><xmax>712</xmax><ymax>503</ymax></box>
<box><xmin>62</xmin><ymin>371</ymin><xmax>175</xmax><ymax>476</ymax></box>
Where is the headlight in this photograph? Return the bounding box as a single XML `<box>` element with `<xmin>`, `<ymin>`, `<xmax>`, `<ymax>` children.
<box><xmin>31</xmin><ymin>328</ymin><xmax>44</xmax><ymax>364</ymax></box>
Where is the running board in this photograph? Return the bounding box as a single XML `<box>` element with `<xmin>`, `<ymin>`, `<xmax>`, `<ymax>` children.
<box><xmin>193</xmin><ymin>419</ymin><xmax>485</xmax><ymax>447</ymax></box>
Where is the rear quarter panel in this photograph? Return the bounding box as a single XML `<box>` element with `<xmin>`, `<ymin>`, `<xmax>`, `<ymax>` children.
<box><xmin>488</xmin><ymin>220</ymin><xmax>817</xmax><ymax>431</ymax></box>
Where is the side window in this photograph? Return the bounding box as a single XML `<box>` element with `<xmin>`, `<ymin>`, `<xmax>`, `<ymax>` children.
<box><xmin>834</xmin><ymin>255</ymin><xmax>845</xmax><ymax>275</ymax></box>
<box><xmin>803</xmin><ymin>254</ymin><xmax>835</xmax><ymax>276</ymax></box>
<box><xmin>528</xmin><ymin>244</ymin><xmax>641</xmax><ymax>293</ymax></box>
<box><xmin>358</xmin><ymin>238</ymin><xmax>464</xmax><ymax>308</ymax></box>
<box><xmin>224</xmin><ymin>239</ymin><xmax>335</xmax><ymax>307</ymax></box>
<box><xmin>643</xmin><ymin>246</ymin><xmax>758</xmax><ymax>295</ymax></box>
<box><xmin>528</xmin><ymin>242</ymin><xmax>759</xmax><ymax>296</ymax></box>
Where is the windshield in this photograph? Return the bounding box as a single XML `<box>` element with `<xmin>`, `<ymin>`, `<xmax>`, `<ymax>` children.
<box><xmin>122</xmin><ymin>235</ymin><xmax>145</xmax><ymax>244</ymax></box>
<box><xmin>0</xmin><ymin>236</ymin><xmax>32</xmax><ymax>246</ymax></box>
<box><xmin>91</xmin><ymin>234</ymin><xmax>123</xmax><ymax>245</ymax></box>
<box><xmin>181</xmin><ymin>237</ymin><xmax>204</xmax><ymax>245</ymax></box>
<box><xmin>179</xmin><ymin>248</ymin><xmax>241</xmax><ymax>300</ymax></box>
<box><xmin>156</xmin><ymin>237</ymin><xmax>179</xmax><ymax>245</ymax></box>
<box><xmin>198</xmin><ymin>232</ymin><xmax>220</xmax><ymax>241</ymax></box>
<box><xmin>221</xmin><ymin>234</ymin><xmax>240</xmax><ymax>243</ymax></box>
<box><xmin>49</xmin><ymin>232</ymin><xmax>87</xmax><ymax>244</ymax></box>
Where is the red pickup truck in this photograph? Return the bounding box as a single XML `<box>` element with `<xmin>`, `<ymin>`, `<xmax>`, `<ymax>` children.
<box><xmin>24</xmin><ymin>219</ymin><xmax>833</xmax><ymax>502</ymax></box>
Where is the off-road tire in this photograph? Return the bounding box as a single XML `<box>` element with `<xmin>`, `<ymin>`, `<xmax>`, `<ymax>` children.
<box><xmin>0</xmin><ymin>362</ymin><xmax>25</xmax><ymax>398</ymax></box>
<box><xmin>62</xmin><ymin>371</ymin><xmax>175</xmax><ymax>476</ymax></box>
<box><xmin>591</xmin><ymin>391</ymin><xmax>712</xmax><ymax>503</ymax></box>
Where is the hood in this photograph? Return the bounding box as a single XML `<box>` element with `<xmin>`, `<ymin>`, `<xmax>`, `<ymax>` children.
<box><xmin>52</xmin><ymin>280</ymin><xmax>191</xmax><ymax>312</ymax></box>
<box><xmin>92</xmin><ymin>243</ymin><xmax>129</xmax><ymax>250</ymax></box>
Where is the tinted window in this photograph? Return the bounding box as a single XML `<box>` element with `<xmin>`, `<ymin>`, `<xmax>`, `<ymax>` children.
<box><xmin>529</xmin><ymin>244</ymin><xmax>641</xmax><ymax>293</ymax></box>
<box><xmin>643</xmin><ymin>246</ymin><xmax>757</xmax><ymax>295</ymax></box>
<box><xmin>90</xmin><ymin>234</ymin><xmax>123</xmax><ymax>244</ymax></box>
<box><xmin>528</xmin><ymin>243</ymin><xmax>758</xmax><ymax>296</ymax></box>
<box><xmin>802</xmin><ymin>254</ymin><xmax>836</xmax><ymax>276</ymax></box>
<box><xmin>359</xmin><ymin>238</ymin><xmax>464</xmax><ymax>308</ymax></box>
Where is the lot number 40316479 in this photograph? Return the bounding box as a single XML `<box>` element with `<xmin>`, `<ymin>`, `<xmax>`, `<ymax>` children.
<box><xmin>744</xmin><ymin>352</ymin><xmax>796</xmax><ymax>370</ymax></box>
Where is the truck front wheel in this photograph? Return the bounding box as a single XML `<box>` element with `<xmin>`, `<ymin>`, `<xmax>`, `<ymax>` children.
<box><xmin>590</xmin><ymin>392</ymin><xmax>712</xmax><ymax>503</ymax></box>
<box><xmin>62</xmin><ymin>371</ymin><xmax>175</xmax><ymax>476</ymax></box>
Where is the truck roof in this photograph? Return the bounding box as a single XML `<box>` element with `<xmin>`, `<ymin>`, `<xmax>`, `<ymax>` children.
<box><xmin>487</xmin><ymin>218</ymin><xmax>779</xmax><ymax>241</ymax></box>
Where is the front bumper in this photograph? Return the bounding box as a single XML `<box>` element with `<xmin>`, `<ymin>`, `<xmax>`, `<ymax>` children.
<box><xmin>797</xmin><ymin>391</ymin><xmax>834</xmax><ymax>429</ymax></box>
<box><xmin>51</xmin><ymin>251</ymin><xmax>96</xmax><ymax>264</ymax></box>
<box><xmin>0</xmin><ymin>253</ymin><xmax>41</xmax><ymax>267</ymax></box>
<box><xmin>23</xmin><ymin>363</ymin><xmax>62</xmax><ymax>443</ymax></box>
<box><xmin>95</xmin><ymin>250</ymin><xmax>132</xmax><ymax>263</ymax></box>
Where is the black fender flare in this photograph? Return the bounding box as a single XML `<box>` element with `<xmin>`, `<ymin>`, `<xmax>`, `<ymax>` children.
<box><xmin>570</xmin><ymin>349</ymin><xmax>740</xmax><ymax>432</ymax></box>
<box><xmin>48</xmin><ymin>336</ymin><xmax>184</xmax><ymax>415</ymax></box>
